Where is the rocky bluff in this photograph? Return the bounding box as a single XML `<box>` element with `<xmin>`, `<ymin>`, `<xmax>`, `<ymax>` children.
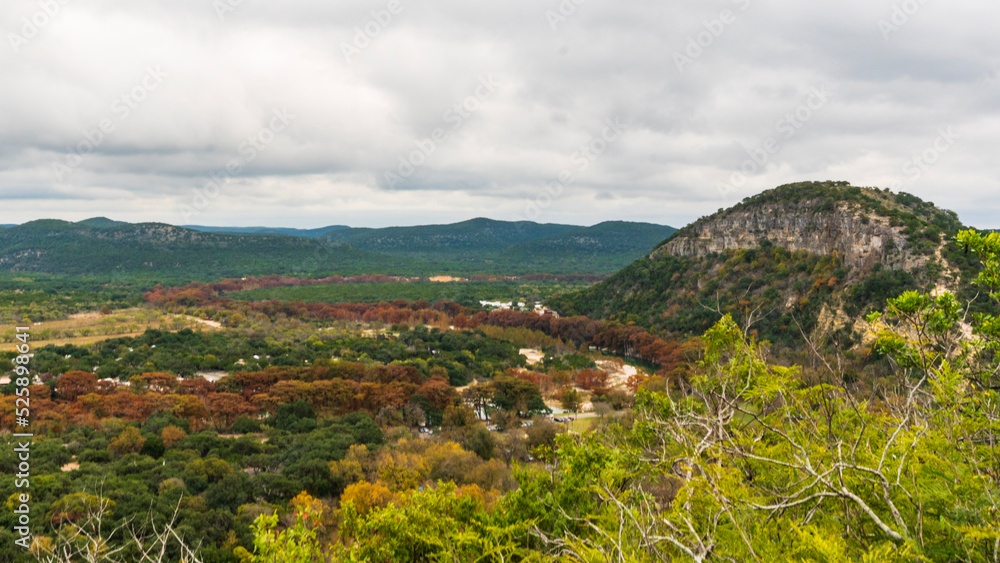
<box><xmin>655</xmin><ymin>182</ymin><xmax>955</xmax><ymax>279</ymax></box>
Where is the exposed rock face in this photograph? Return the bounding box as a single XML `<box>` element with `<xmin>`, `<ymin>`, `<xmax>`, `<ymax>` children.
<box><xmin>657</xmin><ymin>201</ymin><xmax>924</xmax><ymax>277</ymax></box>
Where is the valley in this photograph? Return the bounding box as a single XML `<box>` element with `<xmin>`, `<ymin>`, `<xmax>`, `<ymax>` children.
<box><xmin>1</xmin><ymin>182</ymin><xmax>999</xmax><ymax>562</ymax></box>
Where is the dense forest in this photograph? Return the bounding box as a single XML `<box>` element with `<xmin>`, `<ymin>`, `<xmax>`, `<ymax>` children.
<box><xmin>1</xmin><ymin>277</ymin><xmax>696</xmax><ymax>561</ymax></box>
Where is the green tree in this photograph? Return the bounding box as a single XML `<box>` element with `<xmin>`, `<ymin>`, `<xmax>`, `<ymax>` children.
<box><xmin>340</xmin><ymin>483</ymin><xmax>529</xmax><ymax>562</ymax></box>
<box><xmin>249</xmin><ymin>505</ymin><xmax>332</xmax><ymax>563</ymax></box>
<box><xmin>559</xmin><ymin>388</ymin><xmax>581</xmax><ymax>413</ymax></box>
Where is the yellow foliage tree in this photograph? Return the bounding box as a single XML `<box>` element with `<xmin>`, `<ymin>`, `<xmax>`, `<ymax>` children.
<box><xmin>108</xmin><ymin>426</ymin><xmax>145</xmax><ymax>456</ymax></box>
<box><xmin>340</xmin><ymin>481</ymin><xmax>393</xmax><ymax>516</ymax></box>
<box><xmin>160</xmin><ymin>425</ymin><xmax>186</xmax><ymax>449</ymax></box>
<box><xmin>329</xmin><ymin>444</ymin><xmax>371</xmax><ymax>487</ymax></box>
<box><xmin>289</xmin><ymin>490</ymin><xmax>323</xmax><ymax>518</ymax></box>
<box><xmin>375</xmin><ymin>450</ymin><xmax>428</xmax><ymax>492</ymax></box>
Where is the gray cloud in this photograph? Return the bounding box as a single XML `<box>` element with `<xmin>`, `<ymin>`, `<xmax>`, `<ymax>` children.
<box><xmin>1</xmin><ymin>0</ymin><xmax>997</xmax><ymax>229</ymax></box>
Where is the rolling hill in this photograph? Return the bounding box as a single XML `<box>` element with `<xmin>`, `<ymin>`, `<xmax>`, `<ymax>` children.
<box><xmin>319</xmin><ymin>218</ymin><xmax>582</xmax><ymax>259</ymax></box>
<box><xmin>320</xmin><ymin>218</ymin><xmax>676</xmax><ymax>270</ymax></box>
<box><xmin>552</xmin><ymin>181</ymin><xmax>981</xmax><ymax>347</ymax></box>
<box><xmin>486</xmin><ymin>221</ymin><xmax>678</xmax><ymax>273</ymax></box>
<box><xmin>0</xmin><ymin>218</ymin><xmax>676</xmax><ymax>279</ymax></box>
<box><xmin>76</xmin><ymin>217</ymin><xmax>131</xmax><ymax>228</ymax></box>
<box><xmin>0</xmin><ymin>220</ymin><xmax>421</xmax><ymax>281</ymax></box>
<box><xmin>183</xmin><ymin>224</ymin><xmax>350</xmax><ymax>238</ymax></box>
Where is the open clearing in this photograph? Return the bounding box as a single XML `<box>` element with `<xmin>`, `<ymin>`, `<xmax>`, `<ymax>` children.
<box><xmin>2</xmin><ymin>307</ymin><xmax>221</xmax><ymax>351</ymax></box>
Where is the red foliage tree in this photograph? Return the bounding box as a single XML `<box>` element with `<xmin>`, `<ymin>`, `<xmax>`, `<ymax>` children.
<box><xmin>56</xmin><ymin>371</ymin><xmax>97</xmax><ymax>402</ymax></box>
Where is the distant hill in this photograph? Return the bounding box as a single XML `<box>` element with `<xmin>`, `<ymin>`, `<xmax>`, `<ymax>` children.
<box><xmin>319</xmin><ymin>218</ymin><xmax>677</xmax><ymax>270</ymax></box>
<box><xmin>0</xmin><ymin>220</ymin><xmax>420</xmax><ymax>281</ymax></box>
<box><xmin>77</xmin><ymin>217</ymin><xmax>131</xmax><ymax>228</ymax></box>
<box><xmin>183</xmin><ymin>224</ymin><xmax>350</xmax><ymax>238</ymax></box>
<box><xmin>0</xmin><ymin>218</ymin><xmax>676</xmax><ymax>279</ymax></box>
<box><xmin>320</xmin><ymin>218</ymin><xmax>581</xmax><ymax>259</ymax></box>
<box><xmin>552</xmin><ymin>181</ymin><xmax>981</xmax><ymax>347</ymax></box>
<box><xmin>486</xmin><ymin>221</ymin><xmax>677</xmax><ymax>273</ymax></box>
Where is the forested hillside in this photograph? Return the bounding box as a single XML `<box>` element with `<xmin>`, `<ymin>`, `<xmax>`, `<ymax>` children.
<box><xmin>0</xmin><ymin>221</ymin><xmax>420</xmax><ymax>280</ymax></box>
<box><xmin>183</xmin><ymin>225</ymin><xmax>349</xmax><ymax>238</ymax></box>
<box><xmin>318</xmin><ymin>218</ymin><xmax>581</xmax><ymax>258</ymax></box>
<box><xmin>319</xmin><ymin>218</ymin><xmax>676</xmax><ymax>270</ymax></box>
<box><xmin>0</xmin><ymin>218</ymin><xmax>675</xmax><ymax>279</ymax></box>
<box><xmin>553</xmin><ymin>182</ymin><xmax>982</xmax><ymax>346</ymax></box>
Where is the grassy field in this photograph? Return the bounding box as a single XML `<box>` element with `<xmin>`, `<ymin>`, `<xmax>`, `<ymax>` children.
<box><xmin>227</xmin><ymin>280</ymin><xmax>593</xmax><ymax>307</ymax></box>
<box><xmin>1</xmin><ymin>308</ymin><xmax>218</xmax><ymax>351</ymax></box>
<box><xmin>566</xmin><ymin>417</ymin><xmax>597</xmax><ymax>433</ymax></box>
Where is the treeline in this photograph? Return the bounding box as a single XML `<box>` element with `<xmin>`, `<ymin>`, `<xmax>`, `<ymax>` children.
<box><xmin>0</xmin><ymin>364</ymin><xmax>458</xmax><ymax>433</ymax></box>
<box><xmin>156</xmin><ymin>274</ymin><xmax>418</xmax><ymax>296</ymax></box>
<box><xmin>142</xmin><ymin>272</ymin><xmax>607</xmax><ymax>298</ymax></box>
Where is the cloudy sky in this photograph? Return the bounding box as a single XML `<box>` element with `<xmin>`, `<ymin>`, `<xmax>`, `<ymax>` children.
<box><xmin>1</xmin><ymin>0</ymin><xmax>998</xmax><ymax>229</ymax></box>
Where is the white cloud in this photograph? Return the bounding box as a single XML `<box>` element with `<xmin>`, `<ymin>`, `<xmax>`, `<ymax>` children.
<box><xmin>1</xmin><ymin>0</ymin><xmax>998</xmax><ymax>229</ymax></box>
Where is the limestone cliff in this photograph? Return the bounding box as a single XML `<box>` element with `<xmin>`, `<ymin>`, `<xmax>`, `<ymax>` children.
<box><xmin>656</xmin><ymin>182</ymin><xmax>960</xmax><ymax>279</ymax></box>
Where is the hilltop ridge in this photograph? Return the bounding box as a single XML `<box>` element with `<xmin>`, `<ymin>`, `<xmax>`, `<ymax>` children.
<box><xmin>553</xmin><ymin>181</ymin><xmax>979</xmax><ymax>346</ymax></box>
<box><xmin>660</xmin><ymin>181</ymin><xmax>963</xmax><ymax>277</ymax></box>
<box><xmin>0</xmin><ymin>217</ymin><xmax>675</xmax><ymax>279</ymax></box>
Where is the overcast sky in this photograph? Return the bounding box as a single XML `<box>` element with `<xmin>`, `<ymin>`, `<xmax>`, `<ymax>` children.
<box><xmin>1</xmin><ymin>0</ymin><xmax>998</xmax><ymax>229</ymax></box>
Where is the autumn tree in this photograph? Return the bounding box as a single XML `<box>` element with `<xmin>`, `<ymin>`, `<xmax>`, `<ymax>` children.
<box><xmin>340</xmin><ymin>481</ymin><xmax>393</xmax><ymax>516</ymax></box>
<box><xmin>56</xmin><ymin>371</ymin><xmax>97</xmax><ymax>401</ymax></box>
<box><xmin>338</xmin><ymin>484</ymin><xmax>523</xmax><ymax>561</ymax></box>
<box><xmin>415</xmin><ymin>376</ymin><xmax>457</xmax><ymax>412</ymax></box>
<box><xmin>206</xmin><ymin>392</ymin><xmax>255</xmax><ymax>431</ymax></box>
<box><xmin>108</xmin><ymin>426</ymin><xmax>146</xmax><ymax>457</ymax></box>
<box><xmin>574</xmin><ymin>368</ymin><xmax>609</xmax><ymax>390</ymax></box>
<box><xmin>137</xmin><ymin>372</ymin><xmax>179</xmax><ymax>393</ymax></box>
<box><xmin>329</xmin><ymin>444</ymin><xmax>373</xmax><ymax>487</ymax></box>
<box><xmin>48</xmin><ymin>492</ymin><xmax>111</xmax><ymax>526</ymax></box>
<box><xmin>441</xmin><ymin>405</ymin><xmax>477</xmax><ymax>428</ymax></box>
<box><xmin>160</xmin><ymin>425</ymin><xmax>186</xmax><ymax>449</ymax></box>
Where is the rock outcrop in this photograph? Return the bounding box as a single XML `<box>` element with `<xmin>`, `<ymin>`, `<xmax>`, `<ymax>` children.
<box><xmin>654</xmin><ymin>183</ymin><xmax>954</xmax><ymax>279</ymax></box>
